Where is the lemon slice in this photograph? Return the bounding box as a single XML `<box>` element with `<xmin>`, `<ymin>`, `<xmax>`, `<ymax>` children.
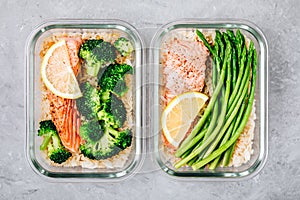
<box><xmin>161</xmin><ymin>92</ymin><xmax>209</xmax><ymax>147</ymax></box>
<box><xmin>41</xmin><ymin>40</ymin><xmax>82</xmax><ymax>99</ymax></box>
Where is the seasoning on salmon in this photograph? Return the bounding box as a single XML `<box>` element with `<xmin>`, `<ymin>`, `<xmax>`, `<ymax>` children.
<box><xmin>162</xmin><ymin>37</ymin><xmax>209</xmax><ymax>105</ymax></box>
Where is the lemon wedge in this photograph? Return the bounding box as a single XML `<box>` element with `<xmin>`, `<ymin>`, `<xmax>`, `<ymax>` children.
<box><xmin>161</xmin><ymin>92</ymin><xmax>208</xmax><ymax>147</ymax></box>
<box><xmin>41</xmin><ymin>40</ymin><xmax>82</xmax><ymax>99</ymax></box>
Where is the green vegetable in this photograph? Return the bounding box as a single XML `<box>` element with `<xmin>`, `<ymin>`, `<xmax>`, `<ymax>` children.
<box><xmin>174</xmin><ymin>36</ymin><xmax>232</xmax><ymax>168</ymax></box>
<box><xmin>48</xmin><ymin>134</ymin><xmax>72</xmax><ymax>164</ymax></box>
<box><xmin>114</xmin><ymin>37</ymin><xmax>134</xmax><ymax>56</ymax></box>
<box><xmin>80</xmin><ymin>134</ymin><xmax>118</xmax><ymax>160</ymax></box>
<box><xmin>76</xmin><ymin>82</ymin><xmax>101</xmax><ymax>120</ymax></box>
<box><xmin>78</xmin><ymin>67</ymin><xmax>132</xmax><ymax>160</ymax></box>
<box><xmin>209</xmin><ymin>118</ymin><xmax>235</xmax><ymax>169</ymax></box>
<box><xmin>173</xmin><ymin>29</ymin><xmax>257</xmax><ymax>170</ymax></box>
<box><xmin>38</xmin><ymin>120</ymin><xmax>57</xmax><ymax>150</ymax></box>
<box><xmin>98</xmin><ymin>93</ymin><xmax>127</xmax><ymax>129</ymax></box>
<box><xmin>98</xmin><ymin>63</ymin><xmax>133</xmax><ymax>96</ymax></box>
<box><xmin>80</xmin><ymin>123</ymin><xmax>132</xmax><ymax>160</ymax></box>
<box><xmin>80</xmin><ymin>120</ymin><xmax>104</xmax><ymax>144</ymax></box>
<box><xmin>38</xmin><ymin>120</ymin><xmax>71</xmax><ymax>164</ymax></box>
<box><xmin>192</xmin><ymin>50</ymin><xmax>257</xmax><ymax>170</ymax></box>
<box><xmin>175</xmin><ymin>31</ymin><xmax>226</xmax><ymax>158</ymax></box>
<box><xmin>107</xmin><ymin>127</ymin><xmax>132</xmax><ymax>150</ymax></box>
<box><xmin>221</xmin><ymin>93</ymin><xmax>248</xmax><ymax>167</ymax></box>
<box><xmin>215</xmin><ymin>30</ymin><xmax>225</xmax><ymax>61</ymax></box>
<box><xmin>226</xmin><ymin>42</ymin><xmax>253</xmax><ymax>118</ymax></box>
<box><xmin>79</xmin><ymin>39</ymin><xmax>117</xmax><ymax>76</ymax></box>
<box><xmin>226</xmin><ymin>30</ymin><xmax>238</xmax><ymax>89</ymax></box>
<box><xmin>197</xmin><ymin>46</ymin><xmax>252</xmax><ymax>168</ymax></box>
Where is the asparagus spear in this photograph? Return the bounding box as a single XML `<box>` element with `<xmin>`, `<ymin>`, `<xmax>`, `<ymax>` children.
<box><xmin>192</xmin><ymin>49</ymin><xmax>257</xmax><ymax>170</ymax></box>
<box><xmin>226</xmin><ymin>30</ymin><xmax>238</xmax><ymax>89</ymax></box>
<box><xmin>209</xmin><ymin>32</ymin><xmax>243</xmax><ymax>169</ymax></box>
<box><xmin>222</xmin><ymin>50</ymin><xmax>255</xmax><ymax>166</ymax></box>
<box><xmin>196</xmin><ymin>30</ymin><xmax>217</xmax><ymax>57</ymax></box>
<box><xmin>221</xmin><ymin>93</ymin><xmax>248</xmax><ymax>166</ymax></box>
<box><xmin>231</xmin><ymin>48</ymin><xmax>237</xmax><ymax>89</ymax></box>
<box><xmin>228</xmin><ymin>45</ymin><xmax>247</xmax><ymax>108</ymax></box>
<box><xmin>177</xmin><ymin>127</ymin><xmax>208</xmax><ymax>159</ymax></box>
<box><xmin>180</xmin><ymin>123</ymin><xmax>209</xmax><ymax>159</ymax></box>
<box><xmin>174</xmin><ymin>38</ymin><xmax>232</xmax><ymax>168</ymax></box>
<box><xmin>174</xmin><ymin>29</ymin><xmax>257</xmax><ymax>170</ymax></box>
<box><xmin>200</xmin><ymin>35</ymin><xmax>250</xmax><ymax>160</ymax></box>
<box><xmin>201</xmin><ymin>55</ymin><xmax>251</xmax><ymax>160</ymax></box>
<box><xmin>193</xmin><ymin>44</ymin><xmax>254</xmax><ymax>168</ymax></box>
<box><xmin>215</xmin><ymin>30</ymin><xmax>225</xmax><ymax>62</ymax></box>
<box><xmin>226</xmin><ymin>42</ymin><xmax>254</xmax><ymax>118</ymax></box>
<box><xmin>236</xmin><ymin>29</ymin><xmax>245</xmax><ymax>66</ymax></box>
<box><xmin>208</xmin><ymin>35</ymin><xmax>233</xmax><ymax>169</ymax></box>
<box><xmin>213</xmin><ymin>37</ymin><xmax>220</xmax><ymax>83</ymax></box>
<box><xmin>175</xmin><ymin>30</ymin><xmax>224</xmax><ymax>157</ymax></box>
<box><xmin>187</xmin><ymin>156</ymin><xmax>199</xmax><ymax>166</ymax></box>
<box><xmin>209</xmin><ymin>117</ymin><xmax>236</xmax><ymax>169</ymax></box>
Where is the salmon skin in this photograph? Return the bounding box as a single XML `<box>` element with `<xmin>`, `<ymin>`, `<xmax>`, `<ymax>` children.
<box><xmin>47</xmin><ymin>38</ymin><xmax>82</xmax><ymax>153</ymax></box>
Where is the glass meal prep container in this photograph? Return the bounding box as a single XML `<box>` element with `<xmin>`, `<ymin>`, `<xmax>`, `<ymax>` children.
<box><xmin>25</xmin><ymin>19</ymin><xmax>145</xmax><ymax>181</ymax></box>
<box><xmin>150</xmin><ymin>19</ymin><xmax>268</xmax><ymax>180</ymax></box>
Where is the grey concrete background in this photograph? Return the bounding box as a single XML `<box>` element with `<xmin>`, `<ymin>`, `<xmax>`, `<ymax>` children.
<box><xmin>1</xmin><ymin>0</ymin><xmax>300</xmax><ymax>199</ymax></box>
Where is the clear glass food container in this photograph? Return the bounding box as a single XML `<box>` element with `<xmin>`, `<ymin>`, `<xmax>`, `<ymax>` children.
<box><xmin>150</xmin><ymin>19</ymin><xmax>268</xmax><ymax>180</ymax></box>
<box><xmin>25</xmin><ymin>19</ymin><xmax>145</xmax><ymax>181</ymax></box>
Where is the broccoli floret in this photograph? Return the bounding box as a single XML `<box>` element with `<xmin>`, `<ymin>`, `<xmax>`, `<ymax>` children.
<box><xmin>80</xmin><ymin>133</ymin><xmax>119</xmax><ymax>160</ymax></box>
<box><xmin>114</xmin><ymin>37</ymin><xmax>134</xmax><ymax>56</ymax></box>
<box><xmin>93</xmin><ymin>41</ymin><xmax>117</xmax><ymax>63</ymax></box>
<box><xmin>76</xmin><ymin>82</ymin><xmax>101</xmax><ymax>120</ymax></box>
<box><xmin>80</xmin><ymin>120</ymin><xmax>104</xmax><ymax>144</ymax></box>
<box><xmin>38</xmin><ymin>120</ymin><xmax>57</xmax><ymax>137</ymax></box>
<box><xmin>99</xmin><ymin>90</ymin><xmax>110</xmax><ymax>103</ymax></box>
<box><xmin>97</xmin><ymin>109</ymin><xmax>116</xmax><ymax>128</ymax></box>
<box><xmin>80</xmin><ymin>125</ymin><xmax>132</xmax><ymax>160</ymax></box>
<box><xmin>98</xmin><ymin>63</ymin><xmax>133</xmax><ymax>96</ymax></box>
<box><xmin>38</xmin><ymin>120</ymin><xmax>71</xmax><ymax>164</ymax></box>
<box><xmin>79</xmin><ymin>39</ymin><xmax>117</xmax><ymax>77</ymax></box>
<box><xmin>107</xmin><ymin>127</ymin><xmax>132</xmax><ymax>150</ymax></box>
<box><xmin>38</xmin><ymin>120</ymin><xmax>58</xmax><ymax>150</ymax></box>
<box><xmin>98</xmin><ymin>93</ymin><xmax>126</xmax><ymax>128</ymax></box>
<box><xmin>47</xmin><ymin>134</ymin><xmax>72</xmax><ymax>164</ymax></box>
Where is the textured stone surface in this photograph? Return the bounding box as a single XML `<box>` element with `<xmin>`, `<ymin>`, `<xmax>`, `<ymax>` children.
<box><xmin>1</xmin><ymin>0</ymin><xmax>300</xmax><ymax>199</ymax></box>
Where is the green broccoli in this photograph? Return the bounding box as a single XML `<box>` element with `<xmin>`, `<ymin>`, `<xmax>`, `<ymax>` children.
<box><xmin>47</xmin><ymin>134</ymin><xmax>72</xmax><ymax>164</ymax></box>
<box><xmin>98</xmin><ymin>63</ymin><xmax>133</xmax><ymax>96</ymax></box>
<box><xmin>114</xmin><ymin>37</ymin><xmax>134</xmax><ymax>56</ymax></box>
<box><xmin>76</xmin><ymin>82</ymin><xmax>101</xmax><ymax>120</ymax></box>
<box><xmin>38</xmin><ymin>120</ymin><xmax>57</xmax><ymax>150</ymax></box>
<box><xmin>99</xmin><ymin>90</ymin><xmax>111</xmax><ymax>103</ymax></box>
<box><xmin>80</xmin><ymin>125</ymin><xmax>132</xmax><ymax>160</ymax></box>
<box><xmin>38</xmin><ymin>120</ymin><xmax>71</xmax><ymax>164</ymax></box>
<box><xmin>80</xmin><ymin>133</ymin><xmax>119</xmax><ymax>160</ymax></box>
<box><xmin>107</xmin><ymin>127</ymin><xmax>132</xmax><ymax>150</ymax></box>
<box><xmin>80</xmin><ymin>120</ymin><xmax>104</xmax><ymax>144</ymax></box>
<box><xmin>79</xmin><ymin>39</ymin><xmax>117</xmax><ymax>76</ymax></box>
<box><xmin>98</xmin><ymin>93</ymin><xmax>127</xmax><ymax>128</ymax></box>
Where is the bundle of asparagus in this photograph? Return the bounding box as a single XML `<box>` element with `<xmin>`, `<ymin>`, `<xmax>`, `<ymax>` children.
<box><xmin>174</xmin><ymin>29</ymin><xmax>257</xmax><ymax>170</ymax></box>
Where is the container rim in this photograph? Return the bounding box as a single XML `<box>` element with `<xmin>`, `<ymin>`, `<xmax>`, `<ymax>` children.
<box><xmin>149</xmin><ymin>18</ymin><xmax>268</xmax><ymax>181</ymax></box>
<box><xmin>25</xmin><ymin>19</ymin><xmax>146</xmax><ymax>182</ymax></box>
